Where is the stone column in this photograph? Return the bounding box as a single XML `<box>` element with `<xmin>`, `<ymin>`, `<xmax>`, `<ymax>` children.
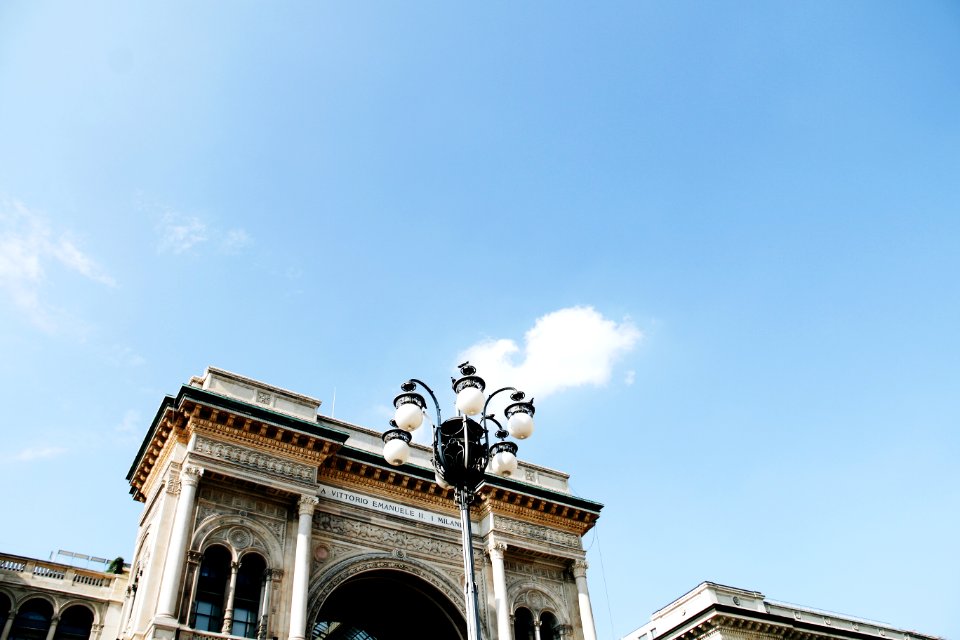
<box><xmin>487</xmin><ymin>542</ymin><xmax>511</xmax><ymax>640</ymax></box>
<box><xmin>257</xmin><ymin>569</ymin><xmax>274</xmax><ymax>640</ymax></box>
<box><xmin>221</xmin><ymin>561</ymin><xmax>241</xmax><ymax>634</ymax></box>
<box><xmin>156</xmin><ymin>465</ymin><xmax>203</xmax><ymax>619</ymax></box>
<box><xmin>1</xmin><ymin>610</ymin><xmax>17</xmax><ymax>640</ymax></box>
<box><xmin>43</xmin><ymin>617</ymin><xmax>59</xmax><ymax>640</ymax></box>
<box><xmin>572</xmin><ymin>560</ymin><xmax>597</xmax><ymax>640</ymax></box>
<box><xmin>533</xmin><ymin>620</ymin><xmax>542</xmax><ymax>640</ymax></box>
<box><xmin>288</xmin><ymin>495</ymin><xmax>318</xmax><ymax>640</ymax></box>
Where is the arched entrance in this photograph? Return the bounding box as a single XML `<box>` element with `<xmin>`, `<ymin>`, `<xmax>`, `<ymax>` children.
<box><xmin>311</xmin><ymin>569</ymin><xmax>466</xmax><ymax>640</ymax></box>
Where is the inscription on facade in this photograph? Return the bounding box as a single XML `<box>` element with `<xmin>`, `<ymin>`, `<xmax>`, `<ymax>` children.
<box><xmin>317</xmin><ymin>484</ymin><xmax>463</xmax><ymax>530</ymax></box>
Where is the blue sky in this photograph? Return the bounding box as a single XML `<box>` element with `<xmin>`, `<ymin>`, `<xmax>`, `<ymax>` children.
<box><xmin>1</xmin><ymin>2</ymin><xmax>958</xmax><ymax>638</ymax></box>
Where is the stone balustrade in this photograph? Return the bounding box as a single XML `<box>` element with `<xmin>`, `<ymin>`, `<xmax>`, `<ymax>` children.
<box><xmin>0</xmin><ymin>552</ymin><xmax>120</xmax><ymax>589</ymax></box>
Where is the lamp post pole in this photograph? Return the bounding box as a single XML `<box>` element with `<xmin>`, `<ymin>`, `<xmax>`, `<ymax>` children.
<box><xmin>381</xmin><ymin>363</ymin><xmax>535</xmax><ymax>640</ymax></box>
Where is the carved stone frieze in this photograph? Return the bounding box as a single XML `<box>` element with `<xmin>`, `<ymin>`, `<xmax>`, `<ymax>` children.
<box><xmin>194</xmin><ymin>435</ymin><xmax>316</xmax><ymax>484</ymax></box>
<box><xmin>314</xmin><ymin>512</ymin><xmax>474</xmax><ymax>563</ymax></box>
<box><xmin>505</xmin><ymin>560</ymin><xmax>566</xmax><ymax>582</ymax></box>
<box><xmin>496</xmin><ymin>516</ymin><xmax>582</xmax><ymax>549</ymax></box>
<box><xmin>197</xmin><ymin>487</ymin><xmax>288</xmax><ymax>545</ymax></box>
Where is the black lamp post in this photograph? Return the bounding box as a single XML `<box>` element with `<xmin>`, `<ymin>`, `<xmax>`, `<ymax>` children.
<box><xmin>381</xmin><ymin>362</ymin><xmax>535</xmax><ymax>640</ymax></box>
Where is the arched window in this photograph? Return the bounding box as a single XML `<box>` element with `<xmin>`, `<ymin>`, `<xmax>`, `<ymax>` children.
<box><xmin>513</xmin><ymin>607</ymin><xmax>534</xmax><ymax>640</ymax></box>
<box><xmin>539</xmin><ymin>612</ymin><xmax>559</xmax><ymax>640</ymax></box>
<box><xmin>0</xmin><ymin>594</ymin><xmax>11</xmax><ymax>629</ymax></box>
<box><xmin>53</xmin><ymin>606</ymin><xmax>94</xmax><ymax>640</ymax></box>
<box><xmin>231</xmin><ymin>553</ymin><xmax>266</xmax><ymax>638</ymax></box>
<box><xmin>192</xmin><ymin>545</ymin><xmax>231</xmax><ymax>632</ymax></box>
<box><xmin>9</xmin><ymin>598</ymin><xmax>53</xmax><ymax>640</ymax></box>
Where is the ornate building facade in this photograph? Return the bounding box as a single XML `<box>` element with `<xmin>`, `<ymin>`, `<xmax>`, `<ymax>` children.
<box><xmin>0</xmin><ymin>554</ymin><xmax>126</xmax><ymax>640</ymax></box>
<box><xmin>122</xmin><ymin>367</ymin><xmax>603</xmax><ymax>640</ymax></box>
<box><xmin>622</xmin><ymin>583</ymin><xmax>940</xmax><ymax>640</ymax></box>
<box><xmin>2</xmin><ymin>369</ymin><xmax>940</xmax><ymax>640</ymax></box>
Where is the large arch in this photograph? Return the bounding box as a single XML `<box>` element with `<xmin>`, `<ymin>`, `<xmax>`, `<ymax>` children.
<box><xmin>307</xmin><ymin>554</ymin><xmax>468</xmax><ymax>640</ymax></box>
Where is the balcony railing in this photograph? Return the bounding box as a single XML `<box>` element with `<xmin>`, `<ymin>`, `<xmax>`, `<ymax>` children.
<box><xmin>0</xmin><ymin>552</ymin><xmax>120</xmax><ymax>589</ymax></box>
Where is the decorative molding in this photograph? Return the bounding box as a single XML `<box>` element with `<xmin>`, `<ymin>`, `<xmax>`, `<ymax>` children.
<box><xmin>194</xmin><ymin>435</ymin><xmax>316</xmax><ymax>484</ymax></box>
<box><xmin>496</xmin><ymin>516</ymin><xmax>582</xmax><ymax>549</ymax></box>
<box><xmin>505</xmin><ymin>560</ymin><xmax>565</xmax><ymax>582</ymax></box>
<box><xmin>313</xmin><ymin>512</ymin><xmax>472</xmax><ymax>564</ymax></box>
<box><xmin>196</xmin><ymin>488</ymin><xmax>287</xmax><ymax>546</ymax></box>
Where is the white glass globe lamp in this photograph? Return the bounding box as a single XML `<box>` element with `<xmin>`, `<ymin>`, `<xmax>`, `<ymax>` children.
<box><xmin>393</xmin><ymin>403</ymin><xmax>424</xmax><ymax>432</ymax></box>
<box><xmin>383</xmin><ymin>438</ymin><xmax>410</xmax><ymax>466</ymax></box>
<box><xmin>455</xmin><ymin>386</ymin><xmax>485</xmax><ymax>416</ymax></box>
<box><xmin>507</xmin><ymin>411</ymin><xmax>534</xmax><ymax>440</ymax></box>
<box><xmin>491</xmin><ymin>449</ymin><xmax>519</xmax><ymax>477</ymax></box>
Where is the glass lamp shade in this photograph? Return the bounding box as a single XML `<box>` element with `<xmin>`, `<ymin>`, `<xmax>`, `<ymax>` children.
<box><xmin>455</xmin><ymin>386</ymin><xmax>485</xmax><ymax>416</ymax></box>
<box><xmin>490</xmin><ymin>449</ymin><xmax>519</xmax><ymax>477</ymax></box>
<box><xmin>393</xmin><ymin>403</ymin><xmax>424</xmax><ymax>432</ymax></box>
<box><xmin>507</xmin><ymin>411</ymin><xmax>534</xmax><ymax>439</ymax></box>
<box><xmin>383</xmin><ymin>438</ymin><xmax>411</xmax><ymax>466</ymax></box>
<box><xmin>434</xmin><ymin>469</ymin><xmax>451</xmax><ymax>490</ymax></box>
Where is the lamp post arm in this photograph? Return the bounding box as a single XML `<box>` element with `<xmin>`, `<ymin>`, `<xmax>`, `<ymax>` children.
<box><xmin>481</xmin><ymin>386</ymin><xmax>520</xmax><ymax>418</ymax></box>
<box><xmin>408</xmin><ymin>378</ymin><xmax>443</xmax><ymax>426</ymax></box>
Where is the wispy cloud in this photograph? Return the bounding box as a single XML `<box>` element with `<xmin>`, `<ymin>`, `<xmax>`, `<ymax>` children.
<box><xmin>0</xmin><ymin>199</ymin><xmax>116</xmax><ymax>331</ymax></box>
<box><xmin>221</xmin><ymin>228</ymin><xmax>252</xmax><ymax>254</ymax></box>
<box><xmin>13</xmin><ymin>446</ymin><xmax>68</xmax><ymax>462</ymax></box>
<box><xmin>105</xmin><ymin>345</ymin><xmax>146</xmax><ymax>368</ymax></box>
<box><xmin>155</xmin><ymin>210</ymin><xmax>252</xmax><ymax>256</ymax></box>
<box><xmin>459</xmin><ymin>306</ymin><xmax>641</xmax><ymax>400</ymax></box>
<box><xmin>157</xmin><ymin>212</ymin><xmax>208</xmax><ymax>254</ymax></box>
<box><xmin>116</xmin><ymin>409</ymin><xmax>142</xmax><ymax>435</ymax></box>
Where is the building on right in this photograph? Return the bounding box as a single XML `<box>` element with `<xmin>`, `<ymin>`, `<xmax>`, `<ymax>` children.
<box><xmin>623</xmin><ymin>583</ymin><xmax>940</xmax><ymax>640</ymax></box>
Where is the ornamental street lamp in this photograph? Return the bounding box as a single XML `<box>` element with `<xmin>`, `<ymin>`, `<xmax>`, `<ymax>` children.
<box><xmin>381</xmin><ymin>362</ymin><xmax>535</xmax><ymax>640</ymax></box>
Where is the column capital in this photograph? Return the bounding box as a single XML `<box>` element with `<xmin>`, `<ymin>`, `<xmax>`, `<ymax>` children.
<box><xmin>297</xmin><ymin>495</ymin><xmax>319</xmax><ymax>516</ymax></box>
<box><xmin>571</xmin><ymin>559</ymin><xmax>589</xmax><ymax>577</ymax></box>
<box><xmin>187</xmin><ymin>550</ymin><xmax>203</xmax><ymax>565</ymax></box>
<box><xmin>231</xmin><ymin>561</ymin><xmax>240</xmax><ymax>571</ymax></box>
<box><xmin>487</xmin><ymin>541</ymin><xmax>508</xmax><ymax>560</ymax></box>
<box><xmin>181</xmin><ymin>465</ymin><xmax>204</xmax><ymax>487</ymax></box>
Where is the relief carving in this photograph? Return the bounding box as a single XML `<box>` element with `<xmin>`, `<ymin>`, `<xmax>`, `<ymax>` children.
<box><xmin>194</xmin><ymin>435</ymin><xmax>316</xmax><ymax>484</ymax></box>
<box><xmin>314</xmin><ymin>512</ymin><xmax>482</xmax><ymax>565</ymax></box>
<box><xmin>496</xmin><ymin>516</ymin><xmax>581</xmax><ymax>549</ymax></box>
<box><xmin>197</xmin><ymin>488</ymin><xmax>287</xmax><ymax>546</ymax></box>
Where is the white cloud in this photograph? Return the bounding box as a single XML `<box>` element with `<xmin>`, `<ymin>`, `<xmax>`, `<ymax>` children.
<box><xmin>221</xmin><ymin>228</ymin><xmax>252</xmax><ymax>253</ymax></box>
<box><xmin>155</xmin><ymin>211</ymin><xmax>253</xmax><ymax>256</ymax></box>
<box><xmin>116</xmin><ymin>409</ymin><xmax>142</xmax><ymax>434</ymax></box>
<box><xmin>625</xmin><ymin>370</ymin><xmax>636</xmax><ymax>386</ymax></box>
<box><xmin>105</xmin><ymin>345</ymin><xmax>146</xmax><ymax>368</ymax></box>
<box><xmin>0</xmin><ymin>199</ymin><xmax>115</xmax><ymax>331</ymax></box>
<box><xmin>14</xmin><ymin>446</ymin><xmax>67</xmax><ymax>462</ymax></box>
<box><xmin>459</xmin><ymin>306</ymin><xmax>641</xmax><ymax>401</ymax></box>
<box><xmin>157</xmin><ymin>212</ymin><xmax>208</xmax><ymax>254</ymax></box>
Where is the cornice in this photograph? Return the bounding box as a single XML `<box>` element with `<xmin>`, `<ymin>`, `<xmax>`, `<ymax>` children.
<box><xmin>128</xmin><ymin>386</ymin><xmax>348</xmax><ymax>502</ymax></box>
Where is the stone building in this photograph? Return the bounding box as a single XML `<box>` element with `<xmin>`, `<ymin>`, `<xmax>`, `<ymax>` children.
<box><xmin>122</xmin><ymin>367</ymin><xmax>603</xmax><ymax>640</ymax></box>
<box><xmin>622</xmin><ymin>583</ymin><xmax>940</xmax><ymax>640</ymax></box>
<box><xmin>2</xmin><ymin>368</ymin><xmax>942</xmax><ymax>640</ymax></box>
<box><xmin>0</xmin><ymin>553</ymin><xmax>126</xmax><ymax>640</ymax></box>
